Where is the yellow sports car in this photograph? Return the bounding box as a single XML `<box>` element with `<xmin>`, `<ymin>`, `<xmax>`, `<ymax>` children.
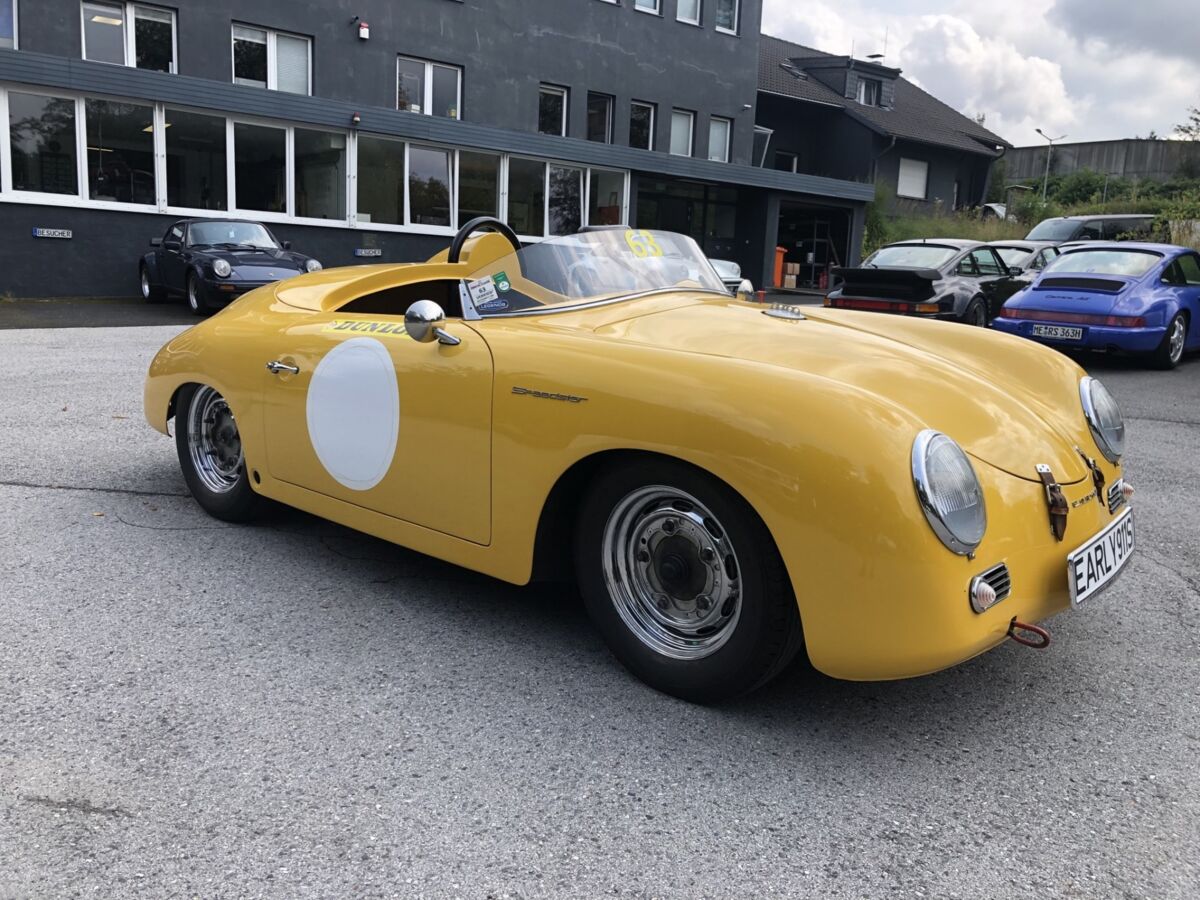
<box><xmin>145</xmin><ymin>219</ymin><xmax>1135</xmax><ymax>702</ymax></box>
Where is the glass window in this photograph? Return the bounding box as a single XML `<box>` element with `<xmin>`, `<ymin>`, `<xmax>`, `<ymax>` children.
<box><xmin>458</xmin><ymin>151</ymin><xmax>500</xmax><ymax>223</ymax></box>
<box><xmin>1044</xmin><ymin>249</ymin><xmax>1162</xmax><ymax>277</ymax></box>
<box><xmin>1176</xmin><ymin>254</ymin><xmax>1200</xmax><ymax>285</ymax></box>
<box><xmin>548</xmin><ymin>165</ymin><xmax>582</xmax><ymax>236</ymax></box>
<box><xmin>670</xmin><ymin>110</ymin><xmax>693</xmax><ymax>156</ymax></box>
<box><xmin>188</xmin><ymin>221</ymin><xmax>279</xmax><ymax>248</ymax></box>
<box><xmin>233</xmin><ymin>122</ymin><xmax>285</xmax><ymax>212</ymax></box>
<box><xmin>708</xmin><ymin>116</ymin><xmax>731</xmax><ymax>162</ymax></box>
<box><xmin>84</xmin><ymin>99</ymin><xmax>155</xmax><ymax>204</ymax></box>
<box><xmin>134</xmin><ymin>5</ymin><xmax>174</xmax><ymax>72</ymax></box>
<box><xmin>677</xmin><ymin>0</ymin><xmax>700</xmax><ymax>24</ymax></box>
<box><xmin>633</xmin><ymin>0</ymin><xmax>660</xmax><ymax>11</ymax></box>
<box><xmin>630</xmin><ymin>101</ymin><xmax>654</xmax><ymax>151</ymax></box>
<box><xmin>232</xmin><ymin>25</ymin><xmax>268</xmax><ymax>88</ymax></box>
<box><xmin>856</xmin><ymin>78</ymin><xmax>881</xmax><ymax>106</ymax></box>
<box><xmin>773</xmin><ymin>151</ymin><xmax>797</xmax><ymax>172</ymax></box>
<box><xmin>897</xmin><ymin>157</ymin><xmax>928</xmax><ymax>199</ymax></box>
<box><xmin>431</xmin><ymin>65</ymin><xmax>461</xmax><ymax>119</ymax></box>
<box><xmin>397</xmin><ymin>58</ymin><xmax>425</xmax><ymax>112</ymax></box>
<box><xmin>587</xmin><ymin>93</ymin><xmax>613</xmax><ymax>143</ymax></box>
<box><xmin>275</xmin><ymin>33</ymin><xmax>310</xmax><ymax>95</ymax></box>
<box><xmin>83</xmin><ymin>1</ymin><xmax>126</xmax><ymax>64</ymax></box>
<box><xmin>165</xmin><ymin>109</ymin><xmax>227</xmax><ymax>210</ymax></box>
<box><xmin>588</xmin><ymin>170</ymin><xmax>624</xmax><ymax>226</ymax></box>
<box><xmin>356</xmin><ymin>135</ymin><xmax>404</xmax><ymax>226</ymax></box>
<box><xmin>714</xmin><ymin>0</ymin><xmax>738</xmax><ymax>32</ymax></box>
<box><xmin>408</xmin><ymin>145</ymin><xmax>451</xmax><ymax>227</ymax></box>
<box><xmin>294</xmin><ymin>128</ymin><xmax>346</xmax><ymax>219</ymax></box>
<box><xmin>9</xmin><ymin>92</ymin><xmax>79</xmax><ymax>195</ymax></box>
<box><xmin>507</xmin><ymin>158</ymin><xmax>545</xmax><ymax>236</ymax></box>
<box><xmin>539</xmin><ymin>85</ymin><xmax>567</xmax><ymax>137</ymax></box>
<box><xmin>863</xmin><ymin>244</ymin><xmax>958</xmax><ymax>269</ymax></box>
<box><xmin>1</xmin><ymin>0</ymin><xmax>15</xmax><ymax>50</ymax></box>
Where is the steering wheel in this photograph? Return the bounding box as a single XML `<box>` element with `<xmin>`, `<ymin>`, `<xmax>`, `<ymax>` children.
<box><xmin>447</xmin><ymin>217</ymin><xmax>522</xmax><ymax>264</ymax></box>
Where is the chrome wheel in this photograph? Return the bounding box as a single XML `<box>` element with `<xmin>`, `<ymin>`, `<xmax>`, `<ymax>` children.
<box><xmin>1168</xmin><ymin>316</ymin><xmax>1186</xmax><ymax>364</ymax></box>
<box><xmin>187</xmin><ymin>275</ymin><xmax>201</xmax><ymax>312</ymax></box>
<box><xmin>601</xmin><ymin>485</ymin><xmax>742</xmax><ymax>660</ymax></box>
<box><xmin>140</xmin><ymin>268</ymin><xmax>150</xmax><ymax>299</ymax></box>
<box><xmin>186</xmin><ymin>386</ymin><xmax>243</xmax><ymax>494</ymax></box>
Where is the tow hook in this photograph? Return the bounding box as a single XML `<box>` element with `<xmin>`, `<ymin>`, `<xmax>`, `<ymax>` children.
<box><xmin>1007</xmin><ymin>618</ymin><xmax>1051</xmax><ymax>649</ymax></box>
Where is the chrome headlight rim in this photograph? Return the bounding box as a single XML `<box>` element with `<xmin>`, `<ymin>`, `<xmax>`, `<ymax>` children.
<box><xmin>305</xmin><ymin>258</ymin><xmax>323</xmax><ymax>273</ymax></box>
<box><xmin>912</xmin><ymin>429</ymin><xmax>987</xmax><ymax>556</ymax></box>
<box><xmin>1079</xmin><ymin>376</ymin><xmax>1123</xmax><ymax>464</ymax></box>
<box><xmin>212</xmin><ymin>258</ymin><xmax>232</xmax><ymax>278</ymax></box>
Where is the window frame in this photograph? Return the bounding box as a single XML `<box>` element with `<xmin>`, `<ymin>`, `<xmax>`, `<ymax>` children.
<box><xmin>707</xmin><ymin>115</ymin><xmax>731</xmax><ymax>163</ymax></box>
<box><xmin>2</xmin><ymin>0</ymin><xmax>18</xmax><ymax>50</ymax></box>
<box><xmin>713</xmin><ymin>0</ymin><xmax>739</xmax><ymax>34</ymax></box>
<box><xmin>231</xmin><ymin>23</ymin><xmax>312</xmax><ymax>96</ymax></box>
<box><xmin>630</xmin><ymin>100</ymin><xmax>655</xmax><ymax>151</ymax></box>
<box><xmin>538</xmin><ymin>84</ymin><xmax>569</xmax><ymax>137</ymax></box>
<box><xmin>633</xmin><ymin>0</ymin><xmax>661</xmax><ymax>14</ymax></box>
<box><xmin>81</xmin><ymin>2</ymin><xmax>178</xmax><ymax>73</ymax></box>
<box><xmin>669</xmin><ymin>109</ymin><xmax>694</xmax><ymax>157</ymax></box>
<box><xmin>896</xmin><ymin>157</ymin><xmax>929</xmax><ymax>200</ymax></box>
<box><xmin>856</xmin><ymin>77</ymin><xmax>882</xmax><ymax>107</ymax></box>
<box><xmin>586</xmin><ymin>92</ymin><xmax>613</xmax><ymax>144</ymax></box>
<box><xmin>774</xmin><ymin>150</ymin><xmax>798</xmax><ymax>173</ymax></box>
<box><xmin>676</xmin><ymin>0</ymin><xmax>701</xmax><ymax>26</ymax></box>
<box><xmin>396</xmin><ymin>55</ymin><xmax>463</xmax><ymax>119</ymax></box>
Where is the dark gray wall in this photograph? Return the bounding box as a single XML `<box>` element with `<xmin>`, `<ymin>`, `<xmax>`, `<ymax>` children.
<box><xmin>756</xmin><ymin>93</ymin><xmax>875</xmax><ymax>183</ymax></box>
<box><xmin>876</xmin><ymin>140</ymin><xmax>993</xmax><ymax>212</ymax></box>
<box><xmin>18</xmin><ymin>0</ymin><xmax>764</xmax><ymax>165</ymax></box>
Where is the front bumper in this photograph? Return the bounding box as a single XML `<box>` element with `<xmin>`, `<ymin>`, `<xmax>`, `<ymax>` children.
<box><xmin>993</xmin><ymin>317</ymin><xmax>1165</xmax><ymax>353</ymax></box>
<box><xmin>200</xmin><ymin>278</ymin><xmax>275</xmax><ymax>306</ymax></box>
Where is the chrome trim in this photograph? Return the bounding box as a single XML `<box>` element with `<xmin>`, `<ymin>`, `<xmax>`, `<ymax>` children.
<box><xmin>265</xmin><ymin>360</ymin><xmax>300</xmax><ymax>375</ymax></box>
<box><xmin>186</xmin><ymin>386</ymin><xmax>243</xmax><ymax>495</ymax></box>
<box><xmin>471</xmin><ymin>286</ymin><xmax>730</xmax><ymax>319</ymax></box>
<box><xmin>969</xmin><ymin>563</ymin><xmax>1012</xmax><ymax>613</ymax></box>
<box><xmin>600</xmin><ymin>485</ymin><xmax>742</xmax><ymax>661</ymax></box>
<box><xmin>911</xmin><ymin>429</ymin><xmax>987</xmax><ymax>557</ymax></box>
<box><xmin>763</xmin><ymin>304</ymin><xmax>807</xmax><ymax>321</ymax></box>
<box><xmin>1079</xmin><ymin>376</ymin><xmax>1123</xmax><ymax>464</ymax></box>
<box><xmin>1107</xmin><ymin>478</ymin><xmax>1126</xmax><ymax>514</ymax></box>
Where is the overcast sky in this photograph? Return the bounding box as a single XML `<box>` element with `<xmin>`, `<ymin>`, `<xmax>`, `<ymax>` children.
<box><xmin>761</xmin><ymin>0</ymin><xmax>1199</xmax><ymax>147</ymax></box>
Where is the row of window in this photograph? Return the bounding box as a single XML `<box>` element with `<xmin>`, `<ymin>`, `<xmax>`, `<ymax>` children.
<box><xmin>614</xmin><ymin>0</ymin><xmax>741</xmax><ymax>34</ymax></box>
<box><xmin>536</xmin><ymin>87</ymin><xmax>731</xmax><ymax>161</ymax></box>
<box><xmin>0</xmin><ymin>85</ymin><xmax>630</xmax><ymax>238</ymax></box>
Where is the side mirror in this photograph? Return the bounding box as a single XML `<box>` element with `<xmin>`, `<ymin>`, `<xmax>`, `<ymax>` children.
<box><xmin>163</xmin><ymin>239</ymin><xmax>181</xmax><ymax>251</ymax></box>
<box><xmin>282</xmin><ymin>240</ymin><xmax>292</xmax><ymax>250</ymax></box>
<box><xmin>735</xmin><ymin>279</ymin><xmax>756</xmax><ymax>303</ymax></box>
<box><xmin>405</xmin><ymin>300</ymin><xmax>461</xmax><ymax>346</ymax></box>
<box><xmin>1007</xmin><ymin>266</ymin><xmax>1024</xmax><ymax>277</ymax></box>
<box><xmin>150</xmin><ymin>237</ymin><xmax>162</xmax><ymax>247</ymax></box>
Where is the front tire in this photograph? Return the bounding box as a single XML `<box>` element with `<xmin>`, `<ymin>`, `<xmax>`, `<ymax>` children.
<box><xmin>1150</xmin><ymin>312</ymin><xmax>1187</xmax><ymax>370</ymax></box>
<box><xmin>175</xmin><ymin>383</ymin><xmax>259</xmax><ymax>522</ymax></box>
<box><xmin>186</xmin><ymin>272</ymin><xmax>208</xmax><ymax>316</ymax></box>
<box><xmin>575</xmin><ymin>458</ymin><xmax>803</xmax><ymax>703</ymax></box>
<box><xmin>140</xmin><ymin>264</ymin><xmax>165</xmax><ymax>304</ymax></box>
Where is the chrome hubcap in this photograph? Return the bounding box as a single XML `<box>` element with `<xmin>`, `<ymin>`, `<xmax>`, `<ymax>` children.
<box><xmin>140</xmin><ymin>270</ymin><xmax>150</xmax><ymax>298</ymax></box>
<box><xmin>601</xmin><ymin>486</ymin><xmax>742</xmax><ymax>660</ymax></box>
<box><xmin>1169</xmin><ymin>317</ymin><xmax>1185</xmax><ymax>362</ymax></box>
<box><xmin>187</xmin><ymin>386</ymin><xmax>243</xmax><ymax>494</ymax></box>
<box><xmin>188</xmin><ymin>278</ymin><xmax>199</xmax><ymax>310</ymax></box>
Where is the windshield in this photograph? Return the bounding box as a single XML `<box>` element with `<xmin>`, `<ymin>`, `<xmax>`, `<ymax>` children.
<box><xmin>994</xmin><ymin>246</ymin><xmax>1033</xmax><ymax>267</ymax></box>
<box><xmin>861</xmin><ymin>244</ymin><xmax>958</xmax><ymax>269</ymax></box>
<box><xmin>1044</xmin><ymin>249</ymin><xmax>1161</xmax><ymax>277</ymax></box>
<box><xmin>1025</xmin><ymin>219</ymin><xmax>1080</xmax><ymax>241</ymax></box>
<box><xmin>188</xmin><ymin>221</ymin><xmax>279</xmax><ymax>249</ymax></box>
<box><xmin>463</xmin><ymin>229</ymin><xmax>728</xmax><ymax>316</ymax></box>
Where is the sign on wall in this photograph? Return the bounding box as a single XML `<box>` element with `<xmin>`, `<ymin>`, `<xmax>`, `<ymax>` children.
<box><xmin>354</xmin><ymin>248</ymin><xmax>383</xmax><ymax>258</ymax></box>
<box><xmin>32</xmin><ymin>228</ymin><xmax>73</xmax><ymax>239</ymax></box>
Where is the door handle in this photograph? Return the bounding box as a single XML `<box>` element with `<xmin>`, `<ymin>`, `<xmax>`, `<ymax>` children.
<box><xmin>266</xmin><ymin>360</ymin><xmax>300</xmax><ymax>375</ymax></box>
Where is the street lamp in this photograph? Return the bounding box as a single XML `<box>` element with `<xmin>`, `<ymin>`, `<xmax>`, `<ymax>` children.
<box><xmin>1035</xmin><ymin>128</ymin><xmax>1067</xmax><ymax>202</ymax></box>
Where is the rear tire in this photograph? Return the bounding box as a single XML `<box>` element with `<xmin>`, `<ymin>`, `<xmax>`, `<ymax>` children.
<box><xmin>574</xmin><ymin>457</ymin><xmax>803</xmax><ymax>703</ymax></box>
<box><xmin>140</xmin><ymin>264</ymin><xmax>165</xmax><ymax>304</ymax></box>
<box><xmin>1150</xmin><ymin>312</ymin><xmax>1187</xmax><ymax>370</ymax></box>
<box><xmin>186</xmin><ymin>272</ymin><xmax>208</xmax><ymax>316</ymax></box>
<box><xmin>175</xmin><ymin>383</ymin><xmax>260</xmax><ymax>522</ymax></box>
<box><xmin>960</xmin><ymin>296</ymin><xmax>987</xmax><ymax>327</ymax></box>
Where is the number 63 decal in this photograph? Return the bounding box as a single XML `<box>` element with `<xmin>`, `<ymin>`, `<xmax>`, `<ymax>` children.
<box><xmin>624</xmin><ymin>229</ymin><xmax>664</xmax><ymax>259</ymax></box>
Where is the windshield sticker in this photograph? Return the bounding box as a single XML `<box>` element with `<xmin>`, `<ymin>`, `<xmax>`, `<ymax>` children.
<box><xmin>468</xmin><ymin>276</ymin><xmax>501</xmax><ymax>305</ymax></box>
<box><xmin>493</xmin><ymin>272</ymin><xmax>512</xmax><ymax>292</ymax></box>
<box><xmin>325</xmin><ymin>319</ymin><xmax>410</xmax><ymax>337</ymax></box>
<box><xmin>478</xmin><ymin>298</ymin><xmax>509</xmax><ymax>312</ymax></box>
<box><xmin>624</xmin><ymin>230</ymin><xmax>664</xmax><ymax>259</ymax></box>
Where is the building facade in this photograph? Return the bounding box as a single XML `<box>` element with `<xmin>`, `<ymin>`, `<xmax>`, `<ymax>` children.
<box><xmin>0</xmin><ymin>0</ymin><xmax>874</xmax><ymax>299</ymax></box>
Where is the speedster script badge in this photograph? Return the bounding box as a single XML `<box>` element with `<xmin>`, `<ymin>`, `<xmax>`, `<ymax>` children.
<box><xmin>511</xmin><ymin>386</ymin><xmax>588</xmax><ymax>403</ymax></box>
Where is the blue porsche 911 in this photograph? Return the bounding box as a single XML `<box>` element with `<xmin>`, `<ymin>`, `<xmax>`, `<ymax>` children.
<box><xmin>994</xmin><ymin>242</ymin><xmax>1200</xmax><ymax>369</ymax></box>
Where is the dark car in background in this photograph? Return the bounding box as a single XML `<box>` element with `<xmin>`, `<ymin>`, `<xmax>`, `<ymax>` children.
<box><xmin>985</xmin><ymin>240</ymin><xmax>1061</xmax><ymax>293</ymax></box>
<box><xmin>140</xmin><ymin>219</ymin><xmax>322</xmax><ymax>315</ymax></box>
<box><xmin>1025</xmin><ymin>214</ymin><xmax>1157</xmax><ymax>245</ymax></box>
<box><xmin>825</xmin><ymin>239</ymin><xmax>1025</xmax><ymax>325</ymax></box>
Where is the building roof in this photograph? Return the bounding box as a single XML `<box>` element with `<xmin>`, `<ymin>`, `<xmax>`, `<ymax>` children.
<box><xmin>758</xmin><ymin>34</ymin><xmax>1010</xmax><ymax>157</ymax></box>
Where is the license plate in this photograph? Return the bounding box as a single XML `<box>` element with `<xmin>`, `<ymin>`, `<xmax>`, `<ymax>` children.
<box><xmin>1032</xmin><ymin>324</ymin><xmax>1084</xmax><ymax>341</ymax></box>
<box><xmin>1068</xmin><ymin>508</ymin><xmax>1134</xmax><ymax>606</ymax></box>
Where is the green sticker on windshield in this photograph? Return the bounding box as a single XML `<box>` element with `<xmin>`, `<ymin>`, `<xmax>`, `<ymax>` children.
<box><xmin>493</xmin><ymin>272</ymin><xmax>511</xmax><ymax>292</ymax></box>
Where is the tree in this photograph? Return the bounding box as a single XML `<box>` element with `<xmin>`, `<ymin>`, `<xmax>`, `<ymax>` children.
<box><xmin>1175</xmin><ymin>106</ymin><xmax>1200</xmax><ymax>141</ymax></box>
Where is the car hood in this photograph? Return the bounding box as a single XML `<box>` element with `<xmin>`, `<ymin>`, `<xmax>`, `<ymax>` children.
<box><xmin>590</xmin><ymin>298</ymin><xmax>1092</xmax><ymax>484</ymax></box>
<box><xmin>206</xmin><ymin>248</ymin><xmax>309</xmax><ymax>272</ymax></box>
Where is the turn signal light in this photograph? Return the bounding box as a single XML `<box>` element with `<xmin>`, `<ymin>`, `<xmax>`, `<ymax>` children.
<box><xmin>1122</xmin><ymin>482</ymin><xmax>1135</xmax><ymax>503</ymax></box>
<box><xmin>970</xmin><ymin>578</ymin><xmax>998</xmax><ymax>613</ymax></box>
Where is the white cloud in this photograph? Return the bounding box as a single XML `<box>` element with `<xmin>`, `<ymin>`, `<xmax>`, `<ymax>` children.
<box><xmin>761</xmin><ymin>0</ymin><xmax>1198</xmax><ymax>145</ymax></box>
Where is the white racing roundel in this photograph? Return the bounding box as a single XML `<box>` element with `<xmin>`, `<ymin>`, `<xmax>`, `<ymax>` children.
<box><xmin>305</xmin><ymin>337</ymin><xmax>399</xmax><ymax>491</ymax></box>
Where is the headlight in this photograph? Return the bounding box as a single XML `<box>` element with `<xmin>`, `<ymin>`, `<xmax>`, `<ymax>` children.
<box><xmin>212</xmin><ymin>259</ymin><xmax>231</xmax><ymax>278</ymax></box>
<box><xmin>912</xmin><ymin>430</ymin><xmax>987</xmax><ymax>555</ymax></box>
<box><xmin>1079</xmin><ymin>376</ymin><xmax>1124</xmax><ymax>463</ymax></box>
<box><xmin>305</xmin><ymin>258</ymin><xmax>323</xmax><ymax>272</ymax></box>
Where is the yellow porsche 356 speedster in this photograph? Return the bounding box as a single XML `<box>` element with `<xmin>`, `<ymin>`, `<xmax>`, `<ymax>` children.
<box><xmin>145</xmin><ymin>219</ymin><xmax>1135</xmax><ymax>702</ymax></box>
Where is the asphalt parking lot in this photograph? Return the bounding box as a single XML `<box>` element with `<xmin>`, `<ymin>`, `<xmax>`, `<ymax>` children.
<box><xmin>1</xmin><ymin>313</ymin><xmax>1198</xmax><ymax>899</ymax></box>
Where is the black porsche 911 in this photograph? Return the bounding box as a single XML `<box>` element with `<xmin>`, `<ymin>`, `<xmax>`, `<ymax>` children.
<box><xmin>824</xmin><ymin>239</ymin><xmax>1026</xmax><ymax>326</ymax></box>
<box><xmin>139</xmin><ymin>219</ymin><xmax>322</xmax><ymax>315</ymax></box>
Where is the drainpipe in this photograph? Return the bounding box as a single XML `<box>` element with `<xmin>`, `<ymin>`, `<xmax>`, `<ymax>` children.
<box><xmin>870</xmin><ymin>135</ymin><xmax>897</xmax><ymax>185</ymax></box>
